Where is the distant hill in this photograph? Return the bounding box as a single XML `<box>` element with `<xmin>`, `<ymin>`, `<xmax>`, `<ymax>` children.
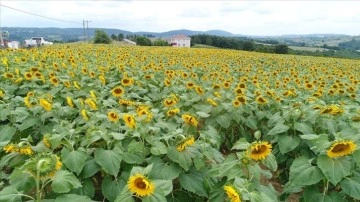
<box><xmin>3</xmin><ymin>27</ymin><xmax>238</xmax><ymax>42</ymax></box>
<box><xmin>3</xmin><ymin>27</ymin><xmax>357</xmax><ymax>46</ymax></box>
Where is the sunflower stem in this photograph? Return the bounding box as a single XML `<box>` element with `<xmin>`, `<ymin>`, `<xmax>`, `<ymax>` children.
<box><xmin>36</xmin><ymin>159</ymin><xmax>46</xmax><ymax>202</ymax></box>
<box><xmin>322</xmin><ymin>179</ymin><xmax>329</xmax><ymax>199</ymax></box>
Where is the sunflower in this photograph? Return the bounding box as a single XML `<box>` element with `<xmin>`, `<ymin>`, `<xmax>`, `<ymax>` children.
<box><xmin>24</xmin><ymin>72</ymin><xmax>33</xmax><ymax>80</ymax></box>
<box><xmin>121</xmin><ymin>78</ymin><xmax>134</xmax><ymax>86</ymax></box>
<box><xmin>50</xmin><ymin>77</ymin><xmax>59</xmax><ymax>86</ymax></box>
<box><xmin>224</xmin><ymin>185</ymin><xmax>241</xmax><ymax>202</ymax></box>
<box><xmin>73</xmin><ymin>81</ymin><xmax>81</xmax><ymax>89</ymax></box>
<box><xmin>123</xmin><ymin>114</ymin><xmax>136</xmax><ymax>129</ymax></box>
<box><xmin>236</xmin><ymin>96</ymin><xmax>247</xmax><ymax>104</ymax></box>
<box><xmin>166</xmin><ymin>108</ymin><xmax>180</xmax><ymax>117</ymax></box>
<box><xmin>39</xmin><ymin>98</ymin><xmax>52</xmax><ymax>111</ymax></box>
<box><xmin>89</xmin><ymin>71</ymin><xmax>96</xmax><ymax>78</ymax></box>
<box><xmin>0</xmin><ymin>89</ymin><xmax>4</xmax><ymax>97</ymax></box>
<box><xmin>237</xmin><ymin>83</ymin><xmax>246</xmax><ymax>89</ymax></box>
<box><xmin>66</xmin><ymin>96</ymin><xmax>74</xmax><ymax>108</ymax></box>
<box><xmin>43</xmin><ymin>135</ymin><xmax>51</xmax><ymax>148</ymax></box>
<box><xmin>53</xmin><ymin>62</ymin><xmax>58</xmax><ymax>69</ymax></box>
<box><xmin>127</xmin><ymin>174</ymin><xmax>155</xmax><ymax>197</ymax></box>
<box><xmin>63</xmin><ymin>81</ymin><xmax>71</xmax><ymax>88</ymax></box>
<box><xmin>24</xmin><ymin>96</ymin><xmax>35</xmax><ymax>108</ymax></box>
<box><xmin>111</xmin><ymin>86</ymin><xmax>125</xmax><ymax>97</ymax></box>
<box><xmin>90</xmin><ymin>91</ymin><xmax>97</xmax><ymax>99</ymax></box>
<box><xmin>214</xmin><ymin>92</ymin><xmax>221</xmax><ymax>98</ymax></box>
<box><xmin>182</xmin><ymin>114</ymin><xmax>198</xmax><ymax>127</ymax></box>
<box><xmin>4</xmin><ymin>72</ymin><xmax>14</xmax><ymax>79</ymax></box>
<box><xmin>81</xmin><ymin>109</ymin><xmax>89</xmax><ymax>121</ymax></box>
<box><xmin>186</xmin><ymin>82</ymin><xmax>195</xmax><ymax>89</ymax></box>
<box><xmin>19</xmin><ymin>145</ymin><xmax>34</xmax><ymax>155</ymax></box>
<box><xmin>3</xmin><ymin>144</ymin><xmax>19</xmax><ymax>153</ymax></box>
<box><xmin>81</xmin><ymin>67</ymin><xmax>88</xmax><ymax>74</ymax></box>
<box><xmin>326</xmin><ymin>140</ymin><xmax>356</xmax><ymax>158</ymax></box>
<box><xmin>99</xmin><ymin>75</ymin><xmax>106</xmax><ymax>85</ymax></box>
<box><xmin>137</xmin><ymin>107</ymin><xmax>153</xmax><ymax>123</ymax></box>
<box><xmin>163</xmin><ymin>98</ymin><xmax>177</xmax><ymax>107</ymax></box>
<box><xmin>351</xmin><ymin>116</ymin><xmax>360</xmax><ymax>122</ymax></box>
<box><xmin>164</xmin><ymin>78</ymin><xmax>171</xmax><ymax>86</ymax></box>
<box><xmin>207</xmin><ymin>98</ymin><xmax>217</xmax><ymax>106</ymax></box>
<box><xmin>177</xmin><ymin>136</ymin><xmax>195</xmax><ymax>152</ymax></box>
<box><xmin>108</xmin><ymin>111</ymin><xmax>120</xmax><ymax>122</ymax></box>
<box><xmin>24</xmin><ymin>153</ymin><xmax>62</xmax><ymax>179</ymax></box>
<box><xmin>48</xmin><ymin>72</ymin><xmax>56</xmax><ymax>78</ymax></box>
<box><xmin>320</xmin><ymin>105</ymin><xmax>343</xmax><ymax>115</ymax></box>
<box><xmin>34</xmin><ymin>71</ymin><xmax>42</xmax><ymax>78</ymax></box>
<box><xmin>119</xmin><ymin>99</ymin><xmax>136</xmax><ymax>106</ymax></box>
<box><xmin>232</xmin><ymin>100</ymin><xmax>241</xmax><ymax>107</ymax></box>
<box><xmin>247</xmin><ymin>141</ymin><xmax>272</xmax><ymax>161</ymax></box>
<box><xmin>195</xmin><ymin>86</ymin><xmax>204</xmax><ymax>95</ymax></box>
<box><xmin>255</xmin><ymin>96</ymin><xmax>268</xmax><ymax>105</ymax></box>
<box><xmin>304</xmin><ymin>83</ymin><xmax>314</xmax><ymax>90</ymax></box>
<box><xmin>213</xmin><ymin>84</ymin><xmax>221</xmax><ymax>90</ymax></box>
<box><xmin>15</xmin><ymin>78</ymin><xmax>23</xmax><ymax>84</ymax></box>
<box><xmin>144</xmin><ymin>74</ymin><xmax>152</xmax><ymax>79</ymax></box>
<box><xmin>234</xmin><ymin>87</ymin><xmax>244</xmax><ymax>95</ymax></box>
<box><xmin>181</xmin><ymin>72</ymin><xmax>188</xmax><ymax>78</ymax></box>
<box><xmin>85</xmin><ymin>98</ymin><xmax>97</xmax><ymax>110</ymax></box>
<box><xmin>223</xmin><ymin>81</ymin><xmax>231</xmax><ymax>89</ymax></box>
<box><xmin>283</xmin><ymin>90</ymin><xmax>296</xmax><ymax>97</ymax></box>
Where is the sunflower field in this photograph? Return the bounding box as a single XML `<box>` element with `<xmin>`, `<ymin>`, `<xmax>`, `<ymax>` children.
<box><xmin>1</xmin><ymin>44</ymin><xmax>360</xmax><ymax>202</ymax></box>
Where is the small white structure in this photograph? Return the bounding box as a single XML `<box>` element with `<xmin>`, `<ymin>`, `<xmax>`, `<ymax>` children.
<box><xmin>123</xmin><ymin>39</ymin><xmax>137</xmax><ymax>46</ymax></box>
<box><xmin>167</xmin><ymin>34</ymin><xmax>191</xmax><ymax>47</ymax></box>
<box><xmin>8</xmin><ymin>41</ymin><xmax>20</xmax><ymax>49</ymax></box>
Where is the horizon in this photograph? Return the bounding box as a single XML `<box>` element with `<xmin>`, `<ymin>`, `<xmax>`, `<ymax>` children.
<box><xmin>1</xmin><ymin>1</ymin><xmax>359</xmax><ymax>36</ymax></box>
<box><xmin>2</xmin><ymin>27</ymin><xmax>357</xmax><ymax>38</ymax></box>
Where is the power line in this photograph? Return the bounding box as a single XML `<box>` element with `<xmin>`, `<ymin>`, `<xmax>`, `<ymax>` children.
<box><xmin>0</xmin><ymin>3</ymin><xmax>80</xmax><ymax>25</ymax></box>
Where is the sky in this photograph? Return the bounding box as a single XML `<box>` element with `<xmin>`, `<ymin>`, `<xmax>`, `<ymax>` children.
<box><xmin>0</xmin><ymin>0</ymin><xmax>359</xmax><ymax>36</ymax></box>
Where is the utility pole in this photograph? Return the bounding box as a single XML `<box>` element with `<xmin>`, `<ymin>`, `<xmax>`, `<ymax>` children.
<box><xmin>83</xmin><ymin>20</ymin><xmax>86</xmax><ymax>41</ymax></box>
<box><xmin>84</xmin><ymin>20</ymin><xmax>91</xmax><ymax>41</ymax></box>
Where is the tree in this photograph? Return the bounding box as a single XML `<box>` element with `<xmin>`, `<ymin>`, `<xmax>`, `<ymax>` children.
<box><xmin>274</xmin><ymin>44</ymin><xmax>289</xmax><ymax>54</ymax></box>
<box><xmin>153</xmin><ymin>39</ymin><xmax>168</xmax><ymax>46</ymax></box>
<box><xmin>94</xmin><ymin>30</ymin><xmax>111</xmax><ymax>44</ymax></box>
<box><xmin>118</xmin><ymin>33</ymin><xmax>124</xmax><ymax>41</ymax></box>
<box><xmin>192</xmin><ymin>36</ymin><xmax>201</xmax><ymax>45</ymax></box>
<box><xmin>242</xmin><ymin>41</ymin><xmax>255</xmax><ymax>51</ymax></box>
<box><xmin>205</xmin><ymin>37</ymin><xmax>213</xmax><ymax>46</ymax></box>
<box><xmin>136</xmin><ymin>36</ymin><xmax>152</xmax><ymax>46</ymax></box>
<box><xmin>111</xmin><ymin>34</ymin><xmax>118</xmax><ymax>41</ymax></box>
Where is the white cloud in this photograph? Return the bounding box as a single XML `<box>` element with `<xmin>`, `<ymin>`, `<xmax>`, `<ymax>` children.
<box><xmin>1</xmin><ymin>0</ymin><xmax>359</xmax><ymax>35</ymax></box>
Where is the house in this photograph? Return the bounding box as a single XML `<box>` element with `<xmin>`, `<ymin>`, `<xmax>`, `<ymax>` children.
<box><xmin>8</xmin><ymin>41</ymin><xmax>20</xmax><ymax>49</ymax></box>
<box><xmin>167</xmin><ymin>34</ymin><xmax>191</xmax><ymax>48</ymax></box>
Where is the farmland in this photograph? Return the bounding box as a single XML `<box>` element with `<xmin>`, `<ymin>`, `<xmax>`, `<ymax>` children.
<box><xmin>1</xmin><ymin>44</ymin><xmax>360</xmax><ymax>202</ymax></box>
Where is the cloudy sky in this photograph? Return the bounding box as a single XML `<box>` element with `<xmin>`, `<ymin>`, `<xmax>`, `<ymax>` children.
<box><xmin>0</xmin><ymin>0</ymin><xmax>359</xmax><ymax>36</ymax></box>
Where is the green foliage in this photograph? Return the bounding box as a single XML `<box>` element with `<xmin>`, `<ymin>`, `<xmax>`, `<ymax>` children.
<box><xmin>118</xmin><ymin>33</ymin><xmax>124</xmax><ymax>41</ymax></box>
<box><xmin>136</xmin><ymin>36</ymin><xmax>152</xmax><ymax>46</ymax></box>
<box><xmin>93</xmin><ymin>29</ymin><xmax>111</xmax><ymax>44</ymax></box>
<box><xmin>153</xmin><ymin>39</ymin><xmax>169</xmax><ymax>46</ymax></box>
<box><xmin>111</xmin><ymin>34</ymin><xmax>118</xmax><ymax>41</ymax></box>
<box><xmin>51</xmin><ymin>170</ymin><xmax>82</xmax><ymax>193</ymax></box>
<box><xmin>274</xmin><ymin>44</ymin><xmax>289</xmax><ymax>54</ymax></box>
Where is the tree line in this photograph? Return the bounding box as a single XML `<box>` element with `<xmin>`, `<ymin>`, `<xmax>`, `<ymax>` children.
<box><xmin>191</xmin><ymin>34</ymin><xmax>289</xmax><ymax>54</ymax></box>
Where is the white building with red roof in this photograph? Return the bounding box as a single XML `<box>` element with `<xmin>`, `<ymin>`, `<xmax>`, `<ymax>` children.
<box><xmin>167</xmin><ymin>34</ymin><xmax>191</xmax><ymax>47</ymax></box>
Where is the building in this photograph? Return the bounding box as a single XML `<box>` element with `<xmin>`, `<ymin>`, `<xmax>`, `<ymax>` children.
<box><xmin>7</xmin><ymin>41</ymin><xmax>20</xmax><ymax>49</ymax></box>
<box><xmin>167</xmin><ymin>34</ymin><xmax>191</xmax><ymax>47</ymax></box>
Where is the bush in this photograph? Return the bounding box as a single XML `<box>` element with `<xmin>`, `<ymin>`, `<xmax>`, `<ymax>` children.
<box><xmin>94</xmin><ymin>30</ymin><xmax>111</xmax><ymax>44</ymax></box>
